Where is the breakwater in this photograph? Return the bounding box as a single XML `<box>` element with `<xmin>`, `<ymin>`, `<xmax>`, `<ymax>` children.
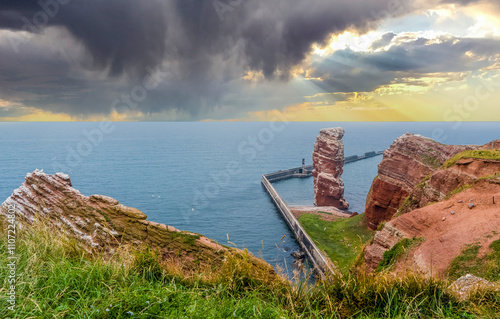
<box><xmin>265</xmin><ymin>151</ymin><xmax>383</xmax><ymax>182</ymax></box>
<box><xmin>261</xmin><ymin>175</ymin><xmax>336</xmax><ymax>278</ymax></box>
<box><xmin>262</xmin><ymin>151</ymin><xmax>383</xmax><ymax>277</ymax></box>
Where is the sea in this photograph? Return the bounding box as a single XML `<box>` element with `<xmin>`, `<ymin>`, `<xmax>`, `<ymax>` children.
<box><xmin>0</xmin><ymin>122</ymin><xmax>498</xmax><ymax>276</ymax></box>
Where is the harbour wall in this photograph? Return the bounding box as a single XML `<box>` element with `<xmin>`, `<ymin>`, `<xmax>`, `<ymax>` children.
<box><xmin>261</xmin><ymin>174</ymin><xmax>336</xmax><ymax>278</ymax></box>
<box><xmin>262</xmin><ymin>150</ymin><xmax>383</xmax><ymax>277</ymax></box>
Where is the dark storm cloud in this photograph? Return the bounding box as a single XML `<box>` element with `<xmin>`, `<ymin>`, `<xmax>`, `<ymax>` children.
<box><xmin>0</xmin><ymin>0</ymin><xmax>168</xmax><ymax>77</ymax></box>
<box><xmin>309</xmin><ymin>37</ymin><xmax>500</xmax><ymax>93</ymax></box>
<box><xmin>1</xmin><ymin>0</ymin><xmax>410</xmax><ymax>79</ymax></box>
<box><xmin>370</xmin><ymin>32</ymin><xmax>396</xmax><ymax>50</ymax></box>
<box><xmin>0</xmin><ymin>0</ymin><xmax>493</xmax><ymax>118</ymax></box>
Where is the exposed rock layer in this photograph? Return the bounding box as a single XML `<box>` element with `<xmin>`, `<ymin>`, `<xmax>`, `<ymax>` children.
<box><xmin>364</xmin><ymin>149</ymin><xmax>500</xmax><ymax>275</ymax></box>
<box><xmin>449</xmin><ymin>274</ymin><xmax>495</xmax><ymax>300</ymax></box>
<box><xmin>312</xmin><ymin>128</ymin><xmax>349</xmax><ymax>209</ymax></box>
<box><xmin>0</xmin><ymin>170</ymin><xmax>273</xmax><ymax>273</ymax></box>
<box><xmin>364</xmin><ymin>133</ymin><xmax>474</xmax><ymax>230</ymax></box>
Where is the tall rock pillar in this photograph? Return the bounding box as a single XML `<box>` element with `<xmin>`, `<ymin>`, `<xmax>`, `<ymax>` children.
<box><xmin>312</xmin><ymin>127</ymin><xmax>349</xmax><ymax>209</ymax></box>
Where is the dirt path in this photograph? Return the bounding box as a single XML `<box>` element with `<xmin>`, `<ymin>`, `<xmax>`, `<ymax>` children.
<box><xmin>392</xmin><ymin>181</ymin><xmax>500</xmax><ymax>277</ymax></box>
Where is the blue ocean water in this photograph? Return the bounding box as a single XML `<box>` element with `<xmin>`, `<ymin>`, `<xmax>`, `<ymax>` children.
<box><xmin>0</xmin><ymin>122</ymin><xmax>498</xmax><ymax>275</ymax></box>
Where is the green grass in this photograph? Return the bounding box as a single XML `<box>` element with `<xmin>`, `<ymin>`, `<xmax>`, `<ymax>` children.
<box><xmin>318</xmin><ymin>211</ymin><xmax>333</xmax><ymax>215</ymax></box>
<box><xmin>171</xmin><ymin>231</ymin><xmax>201</xmax><ymax>245</ymax></box>
<box><xmin>443</xmin><ymin>150</ymin><xmax>500</xmax><ymax>168</ymax></box>
<box><xmin>398</xmin><ymin>195</ymin><xmax>419</xmax><ymax>215</ymax></box>
<box><xmin>376</xmin><ymin>222</ymin><xmax>386</xmax><ymax>231</ymax></box>
<box><xmin>477</xmin><ymin>172</ymin><xmax>500</xmax><ymax>181</ymax></box>
<box><xmin>416</xmin><ymin>174</ymin><xmax>432</xmax><ymax>189</ymax></box>
<box><xmin>420</xmin><ymin>154</ymin><xmax>441</xmax><ymax>169</ymax></box>
<box><xmin>442</xmin><ymin>172</ymin><xmax>500</xmax><ymax>200</ymax></box>
<box><xmin>376</xmin><ymin>238</ymin><xmax>424</xmax><ymax>272</ymax></box>
<box><xmin>447</xmin><ymin>239</ymin><xmax>500</xmax><ymax>282</ymax></box>
<box><xmin>0</xmin><ymin>220</ymin><xmax>291</xmax><ymax>318</ymax></box>
<box><xmin>444</xmin><ymin>184</ymin><xmax>474</xmax><ymax>200</ymax></box>
<box><xmin>1</xmin><ymin>218</ymin><xmax>499</xmax><ymax>318</ymax></box>
<box><xmin>298</xmin><ymin>214</ymin><xmax>374</xmax><ymax>274</ymax></box>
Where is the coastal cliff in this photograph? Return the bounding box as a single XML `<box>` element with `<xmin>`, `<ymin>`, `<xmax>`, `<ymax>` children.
<box><xmin>364</xmin><ymin>133</ymin><xmax>473</xmax><ymax>230</ymax></box>
<box><xmin>363</xmin><ymin>138</ymin><xmax>500</xmax><ymax>277</ymax></box>
<box><xmin>312</xmin><ymin>128</ymin><xmax>349</xmax><ymax>209</ymax></box>
<box><xmin>0</xmin><ymin>170</ymin><xmax>273</xmax><ymax>273</ymax></box>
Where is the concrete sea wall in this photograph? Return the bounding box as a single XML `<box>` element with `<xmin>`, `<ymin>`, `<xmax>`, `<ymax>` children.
<box><xmin>261</xmin><ymin>175</ymin><xmax>336</xmax><ymax>277</ymax></box>
<box><xmin>262</xmin><ymin>151</ymin><xmax>383</xmax><ymax>276</ymax></box>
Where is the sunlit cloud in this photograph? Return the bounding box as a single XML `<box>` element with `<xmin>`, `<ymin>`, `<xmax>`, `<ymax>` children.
<box><xmin>313</xmin><ymin>31</ymin><xmax>384</xmax><ymax>56</ymax></box>
<box><xmin>0</xmin><ymin>99</ymin><xmax>12</xmax><ymax>108</ymax></box>
<box><xmin>0</xmin><ymin>0</ymin><xmax>499</xmax><ymax>121</ymax></box>
<box><xmin>0</xmin><ymin>108</ymin><xmax>76</xmax><ymax>122</ymax></box>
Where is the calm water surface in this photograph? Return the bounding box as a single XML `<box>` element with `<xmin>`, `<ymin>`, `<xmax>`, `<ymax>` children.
<box><xmin>0</xmin><ymin>122</ymin><xmax>498</xmax><ymax>275</ymax></box>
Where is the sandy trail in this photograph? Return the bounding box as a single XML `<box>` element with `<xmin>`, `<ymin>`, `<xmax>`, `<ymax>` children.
<box><xmin>392</xmin><ymin>181</ymin><xmax>500</xmax><ymax>277</ymax></box>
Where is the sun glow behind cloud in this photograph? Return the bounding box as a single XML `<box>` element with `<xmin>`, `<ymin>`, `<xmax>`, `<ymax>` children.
<box><xmin>1</xmin><ymin>1</ymin><xmax>500</xmax><ymax>121</ymax></box>
<box><xmin>313</xmin><ymin>31</ymin><xmax>383</xmax><ymax>56</ymax></box>
<box><xmin>242</xmin><ymin>3</ymin><xmax>500</xmax><ymax>122</ymax></box>
<box><xmin>0</xmin><ymin>109</ymin><xmax>76</xmax><ymax>122</ymax></box>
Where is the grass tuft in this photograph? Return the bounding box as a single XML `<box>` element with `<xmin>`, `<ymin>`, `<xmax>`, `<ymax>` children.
<box><xmin>1</xmin><ymin>217</ymin><xmax>499</xmax><ymax>318</ymax></box>
<box><xmin>444</xmin><ymin>184</ymin><xmax>474</xmax><ymax>200</ymax></box>
<box><xmin>420</xmin><ymin>154</ymin><xmax>441</xmax><ymax>169</ymax></box>
<box><xmin>443</xmin><ymin>150</ymin><xmax>500</xmax><ymax>168</ymax></box>
<box><xmin>376</xmin><ymin>238</ymin><xmax>424</xmax><ymax>272</ymax></box>
<box><xmin>170</xmin><ymin>231</ymin><xmax>201</xmax><ymax>245</ymax></box>
<box><xmin>446</xmin><ymin>239</ymin><xmax>500</xmax><ymax>282</ymax></box>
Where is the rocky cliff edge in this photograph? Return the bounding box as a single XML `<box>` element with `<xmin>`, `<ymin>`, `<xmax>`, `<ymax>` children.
<box><xmin>364</xmin><ymin>133</ymin><xmax>474</xmax><ymax>230</ymax></box>
<box><xmin>0</xmin><ymin>170</ymin><xmax>273</xmax><ymax>274</ymax></box>
<box><xmin>363</xmin><ymin>137</ymin><xmax>500</xmax><ymax>276</ymax></box>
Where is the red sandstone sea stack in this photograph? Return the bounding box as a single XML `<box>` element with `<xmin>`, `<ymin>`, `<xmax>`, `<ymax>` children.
<box><xmin>312</xmin><ymin>128</ymin><xmax>349</xmax><ymax>210</ymax></box>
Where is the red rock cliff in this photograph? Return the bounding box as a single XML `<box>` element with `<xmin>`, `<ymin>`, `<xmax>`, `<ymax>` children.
<box><xmin>364</xmin><ymin>154</ymin><xmax>500</xmax><ymax>275</ymax></box>
<box><xmin>0</xmin><ymin>170</ymin><xmax>274</xmax><ymax>273</ymax></box>
<box><xmin>364</xmin><ymin>133</ymin><xmax>474</xmax><ymax>230</ymax></box>
<box><xmin>312</xmin><ymin>127</ymin><xmax>349</xmax><ymax>209</ymax></box>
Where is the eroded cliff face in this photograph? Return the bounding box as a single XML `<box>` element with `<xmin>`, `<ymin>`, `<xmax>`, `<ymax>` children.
<box><xmin>410</xmin><ymin>156</ymin><xmax>500</xmax><ymax>209</ymax></box>
<box><xmin>364</xmin><ymin>178</ymin><xmax>500</xmax><ymax>275</ymax></box>
<box><xmin>364</xmin><ymin>133</ymin><xmax>474</xmax><ymax>230</ymax></box>
<box><xmin>0</xmin><ymin>170</ymin><xmax>272</xmax><ymax>273</ymax></box>
<box><xmin>364</xmin><ymin>143</ymin><xmax>500</xmax><ymax>275</ymax></box>
<box><xmin>312</xmin><ymin>128</ymin><xmax>349</xmax><ymax>209</ymax></box>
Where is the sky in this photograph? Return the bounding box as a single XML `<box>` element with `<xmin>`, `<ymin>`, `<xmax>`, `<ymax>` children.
<box><xmin>0</xmin><ymin>0</ymin><xmax>499</xmax><ymax>122</ymax></box>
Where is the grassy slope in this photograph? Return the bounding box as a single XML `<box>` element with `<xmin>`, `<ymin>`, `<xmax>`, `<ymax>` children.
<box><xmin>447</xmin><ymin>239</ymin><xmax>500</xmax><ymax>282</ymax></box>
<box><xmin>297</xmin><ymin>214</ymin><xmax>374</xmax><ymax>274</ymax></box>
<box><xmin>0</xmin><ymin>222</ymin><xmax>290</xmax><ymax>319</ymax></box>
<box><xmin>443</xmin><ymin>150</ymin><xmax>500</xmax><ymax>168</ymax></box>
<box><xmin>376</xmin><ymin>238</ymin><xmax>424</xmax><ymax>272</ymax></box>
<box><xmin>1</xmin><ymin>219</ymin><xmax>499</xmax><ymax>318</ymax></box>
